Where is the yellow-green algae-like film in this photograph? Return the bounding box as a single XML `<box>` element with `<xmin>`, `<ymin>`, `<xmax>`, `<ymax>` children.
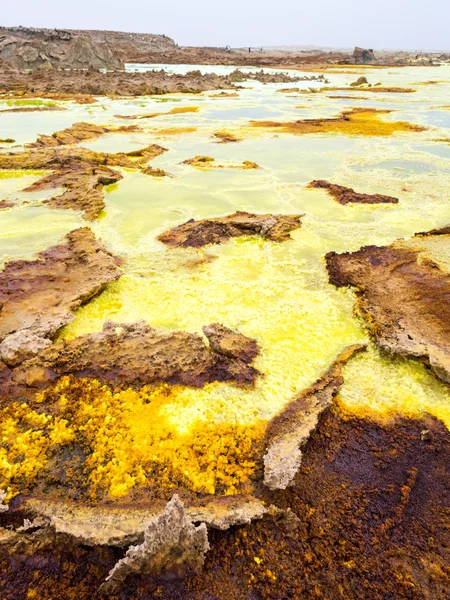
<box><xmin>1</xmin><ymin>64</ymin><xmax>450</xmax><ymax>501</ymax></box>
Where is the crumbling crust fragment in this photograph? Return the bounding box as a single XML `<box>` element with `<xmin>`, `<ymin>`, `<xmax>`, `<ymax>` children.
<box><xmin>158</xmin><ymin>211</ymin><xmax>303</xmax><ymax>248</ymax></box>
<box><xmin>307</xmin><ymin>179</ymin><xmax>399</xmax><ymax>205</ymax></box>
<box><xmin>264</xmin><ymin>344</ymin><xmax>366</xmax><ymax>489</ymax></box>
<box><xmin>0</xmin><ymin>228</ymin><xmax>121</xmax><ymax>361</ymax></box>
<box><xmin>326</xmin><ymin>236</ymin><xmax>450</xmax><ymax>384</ymax></box>
<box><xmin>101</xmin><ymin>495</ymin><xmax>209</xmax><ymax>590</ymax></box>
<box><xmin>1</xmin><ymin>320</ymin><xmax>260</xmax><ymax>395</ymax></box>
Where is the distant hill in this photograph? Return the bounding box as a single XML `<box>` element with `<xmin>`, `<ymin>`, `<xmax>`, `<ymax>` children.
<box><xmin>0</xmin><ymin>26</ymin><xmax>177</xmax><ymax>70</ymax></box>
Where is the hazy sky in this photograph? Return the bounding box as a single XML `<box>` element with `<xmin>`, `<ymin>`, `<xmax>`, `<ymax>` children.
<box><xmin>3</xmin><ymin>0</ymin><xmax>450</xmax><ymax>51</ymax></box>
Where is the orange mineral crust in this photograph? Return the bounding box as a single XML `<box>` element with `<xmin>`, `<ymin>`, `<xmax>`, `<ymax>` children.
<box><xmin>1</xmin><ymin>406</ymin><xmax>448</xmax><ymax>599</ymax></box>
<box><xmin>251</xmin><ymin>108</ymin><xmax>426</xmax><ymax>137</ymax></box>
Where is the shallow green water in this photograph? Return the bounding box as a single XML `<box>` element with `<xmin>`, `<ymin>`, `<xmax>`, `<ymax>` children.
<box><xmin>2</xmin><ymin>64</ymin><xmax>450</xmax><ymax>432</ymax></box>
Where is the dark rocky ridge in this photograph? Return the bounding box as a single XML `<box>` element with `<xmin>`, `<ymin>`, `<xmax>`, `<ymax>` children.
<box><xmin>0</xmin><ymin>27</ymin><xmax>444</xmax><ymax>71</ymax></box>
<box><xmin>0</xmin><ymin>26</ymin><xmax>176</xmax><ymax>70</ymax></box>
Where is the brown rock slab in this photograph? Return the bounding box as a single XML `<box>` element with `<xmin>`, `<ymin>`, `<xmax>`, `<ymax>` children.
<box><xmin>0</xmin><ymin>145</ymin><xmax>166</xmax><ymax>172</ymax></box>
<box><xmin>0</xmin><ymin>330</ymin><xmax>51</xmax><ymax>367</ymax></box>
<box><xmin>263</xmin><ymin>344</ymin><xmax>366</xmax><ymax>489</ymax></box>
<box><xmin>326</xmin><ymin>236</ymin><xmax>450</xmax><ymax>383</ymax></box>
<box><xmin>0</xmin><ymin>228</ymin><xmax>121</xmax><ymax>351</ymax></box>
<box><xmin>140</xmin><ymin>166</ymin><xmax>171</xmax><ymax>177</ymax></box>
<box><xmin>182</xmin><ymin>156</ymin><xmax>259</xmax><ymax>169</ymax></box>
<box><xmin>157</xmin><ymin>211</ymin><xmax>303</xmax><ymax>248</ymax></box>
<box><xmin>24</xmin><ymin>165</ymin><xmax>122</xmax><ymax>221</ymax></box>
<box><xmin>10</xmin><ymin>494</ymin><xmax>268</xmax><ymax>547</ymax></box>
<box><xmin>0</xmin><ymin>106</ymin><xmax>64</xmax><ymax>113</ymax></box>
<box><xmin>307</xmin><ymin>179</ymin><xmax>399</xmax><ymax>205</ymax></box>
<box><xmin>0</xmin><ymin>144</ymin><xmax>167</xmax><ymax>220</ymax></box>
<box><xmin>203</xmin><ymin>323</ymin><xmax>259</xmax><ymax>363</ymax></box>
<box><xmin>7</xmin><ymin>320</ymin><xmax>260</xmax><ymax>391</ymax></box>
<box><xmin>28</xmin><ymin>121</ymin><xmax>140</xmax><ymax>148</ymax></box>
<box><xmin>0</xmin><ymin>199</ymin><xmax>14</xmax><ymax>210</ymax></box>
<box><xmin>212</xmin><ymin>130</ymin><xmax>242</xmax><ymax>143</ymax></box>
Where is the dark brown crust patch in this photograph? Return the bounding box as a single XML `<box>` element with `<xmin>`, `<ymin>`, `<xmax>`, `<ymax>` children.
<box><xmin>0</xmin><ymin>321</ymin><xmax>261</xmax><ymax>398</ymax></box>
<box><xmin>307</xmin><ymin>179</ymin><xmax>399</xmax><ymax>205</ymax></box>
<box><xmin>0</xmin><ymin>144</ymin><xmax>166</xmax><ymax>220</ymax></box>
<box><xmin>0</xmin><ymin>228</ymin><xmax>121</xmax><ymax>347</ymax></box>
<box><xmin>1</xmin><ymin>408</ymin><xmax>449</xmax><ymax>599</ymax></box>
<box><xmin>326</xmin><ymin>239</ymin><xmax>450</xmax><ymax>383</ymax></box>
<box><xmin>157</xmin><ymin>211</ymin><xmax>303</xmax><ymax>248</ymax></box>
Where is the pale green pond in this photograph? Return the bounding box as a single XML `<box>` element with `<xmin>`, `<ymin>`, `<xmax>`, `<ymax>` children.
<box><xmin>2</xmin><ymin>64</ymin><xmax>450</xmax><ymax>436</ymax></box>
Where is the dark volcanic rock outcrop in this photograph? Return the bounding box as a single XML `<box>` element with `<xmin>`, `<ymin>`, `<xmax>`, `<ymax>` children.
<box><xmin>349</xmin><ymin>47</ymin><xmax>377</xmax><ymax>65</ymax></box>
<box><xmin>158</xmin><ymin>211</ymin><xmax>303</xmax><ymax>248</ymax></box>
<box><xmin>0</xmin><ymin>228</ymin><xmax>121</xmax><ymax>366</ymax></box>
<box><xmin>5</xmin><ymin>320</ymin><xmax>260</xmax><ymax>392</ymax></box>
<box><xmin>0</xmin><ymin>26</ymin><xmax>124</xmax><ymax>70</ymax></box>
<box><xmin>326</xmin><ymin>236</ymin><xmax>450</xmax><ymax>383</ymax></box>
<box><xmin>0</xmin><ymin>69</ymin><xmax>238</xmax><ymax>99</ymax></box>
<box><xmin>308</xmin><ymin>180</ymin><xmax>399</xmax><ymax>205</ymax></box>
<box><xmin>0</xmin><ymin>144</ymin><xmax>166</xmax><ymax>220</ymax></box>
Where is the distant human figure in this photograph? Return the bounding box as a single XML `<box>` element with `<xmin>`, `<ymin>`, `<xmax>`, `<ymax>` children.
<box><xmin>248</xmin><ymin>47</ymin><xmax>251</xmax><ymax>53</ymax></box>
<box><xmin>225</xmin><ymin>45</ymin><xmax>231</xmax><ymax>53</ymax></box>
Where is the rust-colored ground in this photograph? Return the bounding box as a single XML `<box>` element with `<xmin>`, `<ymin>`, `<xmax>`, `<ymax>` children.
<box><xmin>1</xmin><ymin>404</ymin><xmax>448</xmax><ymax>599</ymax></box>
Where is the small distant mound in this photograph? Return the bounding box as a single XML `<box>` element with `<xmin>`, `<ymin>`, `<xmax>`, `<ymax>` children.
<box><xmin>349</xmin><ymin>47</ymin><xmax>377</xmax><ymax>65</ymax></box>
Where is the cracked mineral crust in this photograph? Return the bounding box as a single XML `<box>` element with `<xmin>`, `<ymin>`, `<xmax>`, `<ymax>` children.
<box><xmin>157</xmin><ymin>211</ymin><xmax>303</xmax><ymax>248</ymax></box>
<box><xmin>0</xmin><ymin>228</ymin><xmax>122</xmax><ymax>361</ymax></box>
<box><xmin>326</xmin><ymin>233</ymin><xmax>450</xmax><ymax>383</ymax></box>
<box><xmin>9</xmin><ymin>495</ymin><xmax>269</xmax><ymax>547</ymax></box>
<box><xmin>3</xmin><ymin>320</ymin><xmax>260</xmax><ymax>394</ymax></box>
<box><xmin>0</xmin><ymin>144</ymin><xmax>167</xmax><ymax>220</ymax></box>
<box><xmin>28</xmin><ymin>121</ymin><xmax>140</xmax><ymax>148</ymax></box>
